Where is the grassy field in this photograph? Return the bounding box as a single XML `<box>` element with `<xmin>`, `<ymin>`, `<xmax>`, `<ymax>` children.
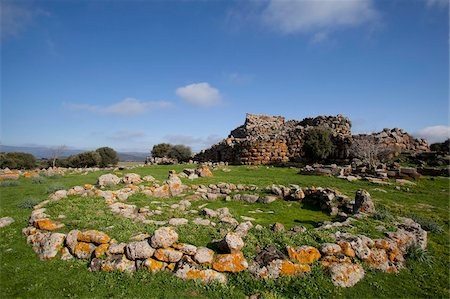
<box><xmin>0</xmin><ymin>165</ymin><xmax>448</xmax><ymax>298</ymax></box>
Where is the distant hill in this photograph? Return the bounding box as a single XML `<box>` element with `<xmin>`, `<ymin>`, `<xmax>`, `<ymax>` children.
<box><xmin>0</xmin><ymin>145</ymin><xmax>148</xmax><ymax>162</ymax></box>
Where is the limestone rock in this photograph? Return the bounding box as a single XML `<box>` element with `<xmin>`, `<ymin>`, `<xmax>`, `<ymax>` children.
<box><xmin>271</xmin><ymin>223</ymin><xmax>285</xmax><ymax>232</ymax></box>
<box><xmin>154</xmin><ymin>248</ymin><xmax>183</xmax><ymax>263</ymax></box>
<box><xmin>77</xmin><ymin>230</ymin><xmax>111</xmax><ymax>244</ymax></box>
<box><xmin>28</xmin><ymin>231</ymin><xmax>66</xmax><ymax>260</ymax></box>
<box><xmin>197</xmin><ymin>165</ymin><xmax>213</xmax><ymax>177</ymax></box>
<box><xmin>212</xmin><ymin>252</ymin><xmax>248</xmax><ymax>272</ymax></box>
<box><xmin>194</xmin><ymin>247</ymin><xmax>215</xmax><ymax>264</ymax></box>
<box><xmin>125</xmin><ymin>240</ymin><xmax>155</xmax><ymax>260</ymax></box>
<box><xmin>175</xmin><ymin>264</ymin><xmax>226</xmax><ymax>284</ymax></box>
<box><xmin>34</xmin><ymin>219</ymin><xmax>64</xmax><ymax>231</ymax></box>
<box><xmin>319</xmin><ymin>243</ymin><xmax>342</xmax><ymax>255</ymax></box>
<box><xmin>286</xmin><ymin>246</ymin><xmax>321</xmax><ymax>264</ymax></box>
<box><xmin>172</xmin><ymin>243</ymin><xmax>197</xmax><ymax>255</ymax></box>
<box><xmin>150</xmin><ymin>227</ymin><xmax>178</xmax><ymax>248</ymax></box>
<box><xmin>74</xmin><ymin>242</ymin><xmax>96</xmax><ymax>259</ymax></box>
<box><xmin>234</xmin><ymin>221</ymin><xmax>253</xmax><ymax>237</ymax></box>
<box><xmin>217</xmin><ymin>232</ymin><xmax>244</xmax><ymax>253</ymax></box>
<box><xmin>353</xmin><ymin>190</ymin><xmax>375</xmax><ymax>214</ymax></box>
<box><xmin>329</xmin><ymin>263</ymin><xmax>365</xmax><ymax>287</ymax></box>
<box><xmin>0</xmin><ymin>217</ymin><xmax>14</xmax><ymax>228</ymax></box>
<box><xmin>122</xmin><ymin>173</ymin><xmax>142</xmax><ymax>184</ymax></box>
<box><xmin>97</xmin><ymin>174</ymin><xmax>121</xmax><ymax>187</ymax></box>
<box><xmin>168</xmin><ymin>218</ymin><xmax>189</xmax><ymax>226</ymax></box>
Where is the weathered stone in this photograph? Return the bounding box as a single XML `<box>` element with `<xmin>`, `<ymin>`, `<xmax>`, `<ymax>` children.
<box><xmin>34</xmin><ymin>219</ymin><xmax>64</xmax><ymax>231</ymax></box>
<box><xmin>150</xmin><ymin>227</ymin><xmax>179</xmax><ymax>248</ymax></box>
<box><xmin>0</xmin><ymin>217</ymin><xmax>14</xmax><ymax>228</ymax></box>
<box><xmin>175</xmin><ymin>264</ymin><xmax>227</xmax><ymax>284</ymax></box>
<box><xmin>61</xmin><ymin>247</ymin><xmax>74</xmax><ymax>260</ymax></box>
<box><xmin>329</xmin><ymin>263</ymin><xmax>365</xmax><ymax>287</ymax></box>
<box><xmin>74</xmin><ymin>242</ymin><xmax>96</xmax><ymax>259</ymax></box>
<box><xmin>172</xmin><ymin>243</ymin><xmax>197</xmax><ymax>255</ymax></box>
<box><xmin>108</xmin><ymin>242</ymin><xmax>127</xmax><ymax>255</ymax></box>
<box><xmin>77</xmin><ymin>230</ymin><xmax>111</xmax><ymax>244</ymax></box>
<box><xmin>265</xmin><ymin>259</ymin><xmax>310</xmax><ymax>278</ymax></box>
<box><xmin>353</xmin><ymin>190</ymin><xmax>375</xmax><ymax>214</ymax></box>
<box><xmin>258</xmin><ymin>195</ymin><xmax>278</xmax><ymax>204</ymax></box>
<box><xmin>271</xmin><ymin>223</ymin><xmax>285</xmax><ymax>232</ymax></box>
<box><xmin>197</xmin><ymin>165</ymin><xmax>213</xmax><ymax>177</ymax></box>
<box><xmin>286</xmin><ymin>246</ymin><xmax>321</xmax><ymax>264</ymax></box>
<box><xmin>142</xmin><ymin>257</ymin><xmax>165</xmax><ymax>272</ymax></box>
<box><xmin>234</xmin><ymin>221</ymin><xmax>253</xmax><ymax>237</ymax></box>
<box><xmin>154</xmin><ymin>248</ymin><xmax>183</xmax><ymax>263</ymax></box>
<box><xmin>168</xmin><ymin>218</ymin><xmax>189</xmax><ymax>226</ymax></box>
<box><xmin>122</xmin><ymin>173</ymin><xmax>142</xmax><ymax>184</ymax></box>
<box><xmin>97</xmin><ymin>174</ymin><xmax>121</xmax><ymax>187</ymax></box>
<box><xmin>101</xmin><ymin>254</ymin><xmax>136</xmax><ymax>272</ymax></box>
<box><xmin>212</xmin><ymin>252</ymin><xmax>248</xmax><ymax>272</ymax></box>
<box><xmin>28</xmin><ymin>231</ymin><xmax>66</xmax><ymax>260</ymax></box>
<box><xmin>241</xmin><ymin>194</ymin><xmax>259</xmax><ymax>203</ymax></box>
<box><xmin>94</xmin><ymin>243</ymin><xmax>109</xmax><ymax>258</ymax></box>
<box><xmin>125</xmin><ymin>240</ymin><xmax>155</xmax><ymax>260</ymax></box>
<box><xmin>194</xmin><ymin>247</ymin><xmax>215</xmax><ymax>264</ymax></box>
<box><xmin>217</xmin><ymin>232</ymin><xmax>245</xmax><ymax>253</ymax></box>
<box><xmin>319</xmin><ymin>243</ymin><xmax>342</xmax><ymax>255</ymax></box>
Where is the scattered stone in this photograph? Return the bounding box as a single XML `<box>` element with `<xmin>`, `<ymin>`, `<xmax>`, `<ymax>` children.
<box><xmin>241</xmin><ymin>194</ymin><xmax>259</xmax><ymax>203</ymax></box>
<box><xmin>290</xmin><ymin>226</ymin><xmax>307</xmax><ymax>233</ymax></box>
<box><xmin>216</xmin><ymin>232</ymin><xmax>244</xmax><ymax>253</ymax></box>
<box><xmin>28</xmin><ymin>231</ymin><xmax>66</xmax><ymax>260</ymax></box>
<box><xmin>197</xmin><ymin>165</ymin><xmax>213</xmax><ymax>177</ymax></box>
<box><xmin>271</xmin><ymin>223</ymin><xmax>285</xmax><ymax>232</ymax></box>
<box><xmin>353</xmin><ymin>190</ymin><xmax>375</xmax><ymax>215</ymax></box>
<box><xmin>234</xmin><ymin>221</ymin><xmax>253</xmax><ymax>237</ymax></box>
<box><xmin>258</xmin><ymin>195</ymin><xmax>278</xmax><ymax>204</ymax></box>
<box><xmin>97</xmin><ymin>174</ymin><xmax>121</xmax><ymax>187</ymax></box>
<box><xmin>168</xmin><ymin>218</ymin><xmax>189</xmax><ymax>226</ymax></box>
<box><xmin>34</xmin><ymin>219</ymin><xmax>64</xmax><ymax>231</ymax></box>
<box><xmin>0</xmin><ymin>217</ymin><xmax>14</xmax><ymax>228</ymax></box>
<box><xmin>77</xmin><ymin>230</ymin><xmax>111</xmax><ymax>244</ymax></box>
<box><xmin>61</xmin><ymin>247</ymin><xmax>74</xmax><ymax>260</ymax></box>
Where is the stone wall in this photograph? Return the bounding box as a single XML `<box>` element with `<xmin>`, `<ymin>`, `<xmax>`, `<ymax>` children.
<box><xmin>195</xmin><ymin>113</ymin><xmax>429</xmax><ymax>165</ymax></box>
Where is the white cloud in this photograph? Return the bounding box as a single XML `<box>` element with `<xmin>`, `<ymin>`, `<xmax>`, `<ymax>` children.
<box><xmin>424</xmin><ymin>0</ymin><xmax>449</xmax><ymax>8</ymax></box>
<box><xmin>109</xmin><ymin>130</ymin><xmax>146</xmax><ymax>141</ymax></box>
<box><xmin>1</xmin><ymin>1</ymin><xmax>49</xmax><ymax>41</ymax></box>
<box><xmin>261</xmin><ymin>0</ymin><xmax>379</xmax><ymax>35</ymax></box>
<box><xmin>415</xmin><ymin>125</ymin><xmax>450</xmax><ymax>144</ymax></box>
<box><xmin>176</xmin><ymin>82</ymin><xmax>222</xmax><ymax>106</ymax></box>
<box><xmin>164</xmin><ymin>134</ymin><xmax>222</xmax><ymax>152</ymax></box>
<box><xmin>67</xmin><ymin>98</ymin><xmax>172</xmax><ymax>116</ymax></box>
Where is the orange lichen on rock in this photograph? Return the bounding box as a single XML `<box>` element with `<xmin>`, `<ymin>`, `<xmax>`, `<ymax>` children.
<box><xmin>84</xmin><ymin>184</ymin><xmax>93</xmax><ymax>190</ymax></box>
<box><xmin>34</xmin><ymin>219</ymin><xmax>64</xmax><ymax>231</ymax></box>
<box><xmin>154</xmin><ymin>248</ymin><xmax>183</xmax><ymax>263</ymax></box>
<box><xmin>94</xmin><ymin>244</ymin><xmax>109</xmax><ymax>258</ymax></box>
<box><xmin>74</xmin><ymin>242</ymin><xmax>96</xmax><ymax>259</ymax></box>
<box><xmin>286</xmin><ymin>246</ymin><xmax>321</xmax><ymax>264</ymax></box>
<box><xmin>338</xmin><ymin>242</ymin><xmax>356</xmax><ymax>258</ymax></box>
<box><xmin>77</xmin><ymin>230</ymin><xmax>111</xmax><ymax>244</ymax></box>
<box><xmin>143</xmin><ymin>258</ymin><xmax>165</xmax><ymax>272</ymax></box>
<box><xmin>23</xmin><ymin>171</ymin><xmax>39</xmax><ymax>178</ymax></box>
<box><xmin>279</xmin><ymin>260</ymin><xmax>311</xmax><ymax>276</ymax></box>
<box><xmin>320</xmin><ymin>255</ymin><xmax>352</xmax><ymax>268</ymax></box>
<box><xmin>212</xmin><ymin>252</ymin><xmax>248</xmax><ymax>273</ymax></box>
<box><xmin>0</xmin><ymin>172</ymin><xmax>20</xmax><ymax>181</ymax></box>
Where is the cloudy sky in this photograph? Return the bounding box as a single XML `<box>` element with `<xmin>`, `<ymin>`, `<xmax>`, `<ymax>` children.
<box><xmin>1</xmin><ymin>0</ymin><xmax>448</xmax><ymax>152</ymax></box>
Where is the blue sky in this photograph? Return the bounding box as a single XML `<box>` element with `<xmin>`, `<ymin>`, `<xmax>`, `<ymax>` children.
<box><xmin>1</xmin><ymin>0</ymin><xmax>449</xmax><ymax>152</ymax></box>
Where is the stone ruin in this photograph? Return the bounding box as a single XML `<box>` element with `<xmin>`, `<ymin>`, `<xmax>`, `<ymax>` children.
<box><xmin>194</xmin><ymin>113</ymin><xmax>429</xmax><ymax>165</ymax></box>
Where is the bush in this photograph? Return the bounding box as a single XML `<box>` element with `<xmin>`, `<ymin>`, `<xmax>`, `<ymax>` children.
<box><xmin>96</xmin><ymin>147</ymin><xmax>119</xmax><ymax>167</ymax></box>
<box><xmin>167</xmin><ymin>144</ymin><xmax>192</xmax><ymax>162</ymax></box>
<box><xmin>302</xmin><ymin>128</ymin><xmax>335</xmax><ymax>161</ymax></box>
<box><xmin>0</xmin><ymin>152</ymin><xmax>36</xmax><ymax>169</ymax></box>
<box><xmin>151</xmin><ymin>143</ymin><xmax>172</xmax><ymax>158</ymax></box>
<box><xmin>0</xmin><ymin>181</ymin><xmax>19</xmax><ymax>187</ymax></box>
<box><xmin>66</xmin><ymin>151</ymin><xmax>101</xmax><ymax>168</ymax></box>
<box><xmin>17</xmin><ymin>198</ymin><xmax>39</xmax><ymax>209</ymax></box>
<box><xmin>408</xmin><ymin>214</ymin><xmax>444</xmax><ymax>234</ymax></box>
<box><xmin>47</xmin><ymin>184</ymin><xmax>66</xmax><ymax>194</ymax></box>
<box><xmin>31</xmin><ymin>176</ymin><xmax>46</xmax><ymax>184</ymax></box>
<box><xmin>430</xmin><ymin>139</ymin><xmax>450</xmax><ymax>154</ymax></box>
<box><xmin>406</xmin><ymin>244</ymin><xmax>433</xmax><ymax>265</ymax></box>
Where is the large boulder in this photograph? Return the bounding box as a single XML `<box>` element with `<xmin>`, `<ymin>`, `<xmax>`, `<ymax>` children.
<box><xmin>194</xmin><ymin>247</ymin><xmax>215</xmax><ymax>264</ymax></box>
<box><xmin>212</xmin><ymin>252</ymin><xmax>248</xmax><ymax>272</ymax></box>
<box><xmin>196</xmin><ymin>165</ymin><xmax>213</xmax><ymax>177</ymax></box>
<box><xmin>328</xmin><ymin>263</ymin><xmax>365</xmax><ymax>287</ymax></box>
<box><xmin>216</xmin><ymin>232</ymin><xmax>244</xmax><ymax>253</ymax></box>
<box><xmin>28</xmin><ymin>231</ymin><xmax>66</xmax><ymax>260</ymax></box>
<box><xmin>122</xmin><ymin>173</ymin><xmax>142</xmax><ymax>185</ymax></box>
<box><xmin>125</xmin><ymin>240</ymin><xmax>155</xmax><ymax>260</ymax></box>
<box><xmin>353</xmin><ymin>190</ymin><xmax>375</xmax><ymax>214</ymax></box>
<box><xmin>150</xmin><ymin>227</ymin><xmax>178</xmax><ymax>248</ymax></box>
<box><xmin>97</xmin><ymin>174</ymin><xmax>121</xmax><ymax>187</ymax></box>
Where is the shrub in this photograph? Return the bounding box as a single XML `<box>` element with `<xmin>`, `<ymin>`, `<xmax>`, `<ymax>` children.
<box><xmin>167</xmin><ymin>144</ymin><xmax>192</xmax><ymax>162</ymax></box>
<box><xmin>31</xmin><ymin>176</ymin><xmax>46</xmax><ymax>184</ymax></box>
<box><xmin>47</xmin><ymin>184</ymin><xmax>65</xmax><ymax>194</ymax></box>
<box><xmin>17</xmin><ymin>198</ymin><xmax>39</xmax><ymax>209</ymax></box>
<box><xmin>151</xmin><ymin>143</ymin><xmax>172</xmax><ymax>158</ymax></box>
<box><xmin>430</xmin><ymin>139</ymin><xmax>450</xmax><ymax>154</ymax></box>
<box><xmin>406</xmin><ymin>244</ymin><xmax>433</xmax><ymax>265</ymax></box>
<box><xmin>66</xmin><ymin>151</ymin><xmax>101</xmax><ymax>168</ymax></box>
<box><xmin>408</xmin><ymin>214</ymin><xmax>444</xmax><ymax>234</ymax></box>
<box><xmin>0</xmin><ymin>180</ymin><xmax>19</xmax><ymax>187</ymax></box>
<box><xmin>0</xmin><ymin>152</ymin><xmax>36</xmax><ymax>169</ymax></box>
<box><xmin>302</xmin><ymin>128</ymin><xmax>335</xmax><ymax>161</ymax></box>
<box><xmin>373</xmin><ymin>204</ymin><xmax>393</xmax><ymax>221</ymax></box>
<box><xmin>96</xmin><ymin>147</ymin><xmax>119</xmax><ymax>167</ymax></box>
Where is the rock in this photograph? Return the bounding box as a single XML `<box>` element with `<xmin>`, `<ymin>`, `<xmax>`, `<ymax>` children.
<box><xmin>100</xmin><ymin>254</ymin><xmax>136</xmax><ymax>272</ymax></box>
<box><xmin>77</xmin><ymin>230</ymin><xmax>111</xmax><ymax>244</ymax></box>
<box><xmin>142</xmin><ymin>175</ymin><xmax>156</xmax><ymax>182</ymax></box>
<box><xmin>194</xmin><ymin>247</ymin><xmax>215</xmax><ymax>264</ymax></box>
<box><xmin>0</xmin><ymin>217</ymin><xmax>14</xmax><ymax>228</ymax></box>
<box><xmin>254</xmin><ymin>245</ymin><xmax>285</xmax><ymax>265</ymax></box>
<box><xmin>202</xmin><ymin>208</ymin><xmax>217</xmax><ymax>218</ymax></box>
<box><xmin>125</xmin><ymin>240</ymin><xmax>155</xmax><ymax>260</ymax></box>
<box><xmin>396</xmin><ymin>179</ymin><xmax>416</xmax><ymax>186</ymax></box>
<box><xmin>241</xmin><ymin>194</ymin><xmax>259</xmax><ymax>203</ymax></box>
<box><xmin>258</xmin><ymin>195</ymin><xmax>278</xmax><ymax>204</ymax></box>
<box><xmin>320</xmin><ymin>254</ymin><xmax>352</xmax><ymax>268</ymax></box>
<box><xmin>61</xmin><ymin>247</ymin><xmax>74</xmax><ymax>260</ymax></box>
<box><xmin>94</xmin><ymin>244</ymin><xmax>109</xmax><ymax>258</ymax></box>
<box><xmin>290</xmin><ymin>226</ymin><xmax>307</xmax><ymax>233</ymax></box>
<box><xmin>353</xmin><ymin>189</ymin><xmax>375</xmax><ymax>215</ymax></box>
<box><xmin>217</xmin><ymin>232</ymin><xmax>245</xmax><ymax>253</ymax></box>
<box><xmin>152</xmin><ymin>185</ymin><xmax>171</xmax><ymax>198</ymax></box>
<box><xmin>150</xmin><ymin>227</ymin><xmax>179</xmax><ymax>248</ymax></box>
<box><xmin>329</xmin><ymin>263</ymin><xmax>365</xmax><ymax>287</ymax></box>
<box><xmin>212</xmin><ymin>252</ymin><xmax>248</xmax><ymax>272</ymax></box>
<box><xmin>234</xmin><ymin>221</ymin><xmax>253</xmax><ymax>237</ymax></box>
<box><xmin>154</xmin><ymin>248</ymin><xmax>183</xmax><ymax>263</ymax></box>
<box><xmin>48</xmin><ymin>190</ymin><xmax>68</xmax><ymax>201</ymax></box>
<box><xmin>240</xmin><ymin>216</ymin><xmax>256</xmax><ymax>221</ymax></box>
<box><xmin>34</xmin><ymin>219</ymin><xmax>64</xmax><ymax>231</ymax></box>
<box><xmin>197</xmin><ymin>165</ymin><xmax>213</xmax><ymax>177</ymax></box>
<box><xmin>286</xmin><ymin>246</ymin><xmax>321</xmax><ymax>264</ymax></box>
<box><xmin>122</xmin><ymin>173</ymin><xmax>142</xmax><ymax>184</ymax></box>
<box><xmin>109</xmin><ymin>242</ymin><xmax>127</xmax><ymax>254</ymax></box>
<box><xmin>216</xmin><ymin>207</ymin><xmax>232</xmax><ymax>218</ymax></box>
<box><xmin>264</xmin><ymin>259</ymin><xmax>310</xmax><ymax>278</ymax></box>
<box><xmin>219</xmin><ymin>216</ymin><xmax>239</xmax><ymax>226</ymax></box>
<box><xmin>74</xmin><ymin>242</ymin><xmax>97</xmax><ymax>259</ymax></box>
<box><xmin>130</xmin><ymin>233</ymin><xmax>150</xmax><ymax>241</ymax></box>
<box><xmin>319</xmin><ymin>243</ymin><xmax>342</xmax><ymax>255</ymax></box>
<box><xmin>172</xmin><ymin>243</ymin><xmax>197</xmax><ymax>255</ymax></box>
<box><xmin>97</xmin><ymin>174</ymin><xmax>121</xmax><ymax>187</ymax></box>
<box><xmin>141</xmin><ymin>257</ymin><xmax>165</xmax><ymax>272</ymax></box>
<box><xmin>166</xmin><ymin>171</ymin><xmax>185</xmax><ymax>196</ymax></box>
<box><xmin>271</xmin><ymin>223</ymin><xmax>285</xmax><ymax>232</ymax></box>
<box><xmin>28</xmin><ymin>231</ymin><xmax>66</xmax><ymax>260</ymax></box>
<box><xmin>168</xmin><ymin>218</ymin><xmax>189</xmax><ymax>226</ymax></box>
<box><xmin>0</xmin><ymin>171</ymin><xmax>20</xmax><ymax>181</ymax></box>
<box><xmin>175</xmin><ymin>264</ymin><xmax>226</xmax><ymax>284</ymax></box>
<box><xmin>193</xmin><ymin>218</ymin><xmax>212</xmax><ymax>226</ymax></box>
<box><xmin>338</xmin><ymin>241</ymin><xmax>356</xmax><ymax>258</ymax></box>
<box><xmin>65</xmin><ymin>230</ymin><xmax>80</xmax><ymax>254</ymax></box>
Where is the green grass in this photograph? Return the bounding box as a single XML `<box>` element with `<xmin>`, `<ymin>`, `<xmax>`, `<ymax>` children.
<box><xmin>0</xmin><ymin>165</ymin><xmax>449</xmax><ymax>298</ymax></box>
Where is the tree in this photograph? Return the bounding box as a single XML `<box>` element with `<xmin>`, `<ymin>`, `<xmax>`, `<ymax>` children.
<box><xmin>67</xmin><ymin>151</ymin><xmax>101</xmax><ymax>168</ymax></box>
<box><xmin>96</xmin><ymin>147</ymin><xmax>119</xmax><ymax>167</ymax></box>
<box><xmin>349</xmin><ymin>138</ymin><xmax>393</xmax><ymax>169</ymax></box>
<box><xmin>0</xmin><ymin>152</ymin><xmax>37</xmax><ymax>169</ymax></box>
<box><xmin>430</xmin><ymin>139</ymin><xmax>450</xmax><ymax>154</ymax></box>
<box><xmin>51</xmin><ymin>145</ymin><xmax>67</xmax><ymax>168</ymax></box>
<box><xmin>151</xmin><ymin>143</ymin><xmax>172</xmax><ymax>158</ymax></box>
<box><xmin>302</xmin><ymin>128</ymin><xmax>335</xmax><ymax>161</ymax></box>
<box><xmin>167</xmin><ymin>144</ymin><xmax>192</xmax><ymax>162</ymax></box>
